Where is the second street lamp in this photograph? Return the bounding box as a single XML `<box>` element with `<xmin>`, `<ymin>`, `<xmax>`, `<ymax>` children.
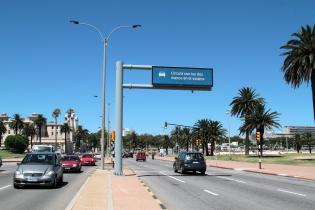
<box><xmin>69</xmin><ymin>20</ymin><xmax>141</xmax><ymax>170</ymax></box>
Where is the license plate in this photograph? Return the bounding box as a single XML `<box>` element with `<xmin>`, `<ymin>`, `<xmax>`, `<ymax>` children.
<box><xmin>193</xmin><ymin>161</ymin><xmax>199</xmax><ymax>164</ymax></box>
<box><xmin>65</xmin><ymin>167</ymin><xmax>70</xmax><ymax>170</ymax></box>
<box><xmin>84</xmin><ymin>161</ymin><xmax>89</xmax><ymax>163</ymax></box>
<box><xmin>28</xmin><ymin>177</ymin><xmax>38</xmax><ymax>182</ymax></box>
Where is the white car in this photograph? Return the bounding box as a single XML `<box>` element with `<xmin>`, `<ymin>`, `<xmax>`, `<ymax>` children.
<box><xmin>94</xmin><ymin>153</ymin><xmax>101</xmax><ymax>160</ymax></box>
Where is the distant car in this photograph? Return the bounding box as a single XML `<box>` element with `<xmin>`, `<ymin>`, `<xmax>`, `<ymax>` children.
<box><xmin>31</xmin><ymin>145</ymin><xmax>54</xmax><ymax>153</ymax></box>
<box><xmin>94</xmin><ymin>153</ymin><xmax>101</xmax><ymax>160</ymax></box>
<box><xmin>13</xmin><ymin>152</ymin><xmax>63</xmax><ymax>188</ymax></box>
<box><xmin>173</xmin><ymin>151</ymin><xmax>206</xmax><ymax>175</ymax></box>
<box><xmin>60</xmin><ymin>155</ymin><xmax>81</xmax><ymax>172</ymax></box>
<box><xmin>136</xmin><ymin>152</ymin><xmax>146</xmax><ymax>161</ymax></box>
<box><xmin>81</xmin><ymin>154</ymin><xmax>96</xmax><ymax>166</ymax></box>
<box><xmin>0</xmin><ymin>156</ymin><xmax>2</xmax><ymax>167</ymax></box>
<box><xmin>122</xmin><ymin>152</ymin><xmax>133</xmax><ymax>158</ymax></box>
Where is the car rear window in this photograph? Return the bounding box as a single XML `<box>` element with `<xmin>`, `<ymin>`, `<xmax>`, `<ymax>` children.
<box><xmin>82</xmin><ymin>154</ymin><xmax>93</xmax><ymax>158</ymax></box>
<box><xmin>61</xmin><ymin>156</ymin><xmax>80</xmax><ymax>161</ymax></box>
<box><xmin>185</xmin><ymin>153</ymin><xmax>204</xmax><ymax>160</ymax></box>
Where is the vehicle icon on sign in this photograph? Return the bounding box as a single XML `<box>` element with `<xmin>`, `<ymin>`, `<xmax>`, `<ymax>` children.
<box><xmin>159</xmin><ymin>71</ymin><xmax>166</xmax><ymax>77</ymax></box>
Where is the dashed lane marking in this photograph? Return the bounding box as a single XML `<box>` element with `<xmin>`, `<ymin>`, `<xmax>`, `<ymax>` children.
<box><xmin>277</xmin><ymin>189</ymin><xmax>306</xmax><ymax>197</ymax></box>
<box><xmin>204</xmin><ymin>189</ymin><xmax>219</xmax><ymax>196</ymax></box>
<box><xmin>217</xmin><ymin>176</ymin><xmax>246</xmax><ymax>184</ymax></box>
<box><xmin>0</xmin><ymin>185</ymin><xmax>11</xmax><ymax>191</ymax></box>
<box><xmin>159</xmin><ymin>171</ymin><xmax>185</xmax><ymax>183</ymax></box>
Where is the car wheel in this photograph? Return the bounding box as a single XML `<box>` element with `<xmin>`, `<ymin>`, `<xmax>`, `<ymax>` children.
<box><xmin>200</xmin><ymin>170</ymin><xmax>206</xmax><ymax>175</ymax></box>
<box><xmin>193</xmin><ymin>170</ymin><xmax>196</xmax><ymax>174</ymax></box>
<box><xmin>180</xmin><ymin>166</ymin><xmax>185</xmax><ymax>174</ymax></box>
<box><xmin>59</xmin><ymin>175</ymin><xmax>63</xmax><ymax>184</ymax></box>
<box><xmin>51</xmin><ymin>177</ymin><xmax>58</xmax><ymax>188</ymax></box>
<box><xmin>173</xmin><ymin>164</ymin><xmax>178</xmax><ymax>173</ymax></box>
<box><xmin>13</xmin><ymin>184</ymin><xmax>20</xmax><ymax>189</ymax></box>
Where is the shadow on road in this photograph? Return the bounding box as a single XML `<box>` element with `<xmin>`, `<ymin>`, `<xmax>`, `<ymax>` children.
<box><xmin>14</xmin><ymin>181</ymin><xmax>69</xmax><ymax>190</ymax></box>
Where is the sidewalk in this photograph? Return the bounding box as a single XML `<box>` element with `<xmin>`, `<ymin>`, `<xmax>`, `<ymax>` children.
<box><xmin>67</xmin><ymin>163</ymin><xmax>163</xmax><ymax>210</ymax></box>
<box><xmin>155</xmin><ymin>156</ymin><xmax>315</xmax><ymax>180</ymax></box>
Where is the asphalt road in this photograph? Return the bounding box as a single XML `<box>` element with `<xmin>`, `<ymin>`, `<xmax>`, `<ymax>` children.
<box><xmin>0</xmin><ymin>162</ymin><xmax>97</xmax><ymax>210</ymax></box>
<box><xmin>124</xmin><ymin>158</ymin><xmax>315</xmax><ymax>210</ymax></box>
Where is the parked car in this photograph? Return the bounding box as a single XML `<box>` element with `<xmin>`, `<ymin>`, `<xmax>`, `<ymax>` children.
<box><xmin>80</xmin><ymin>154</ymin><xmax>96</xmax><ymax>166</ymax></box>
<box><xmin>173</xmin><ymin>151</ymin><xmax>206</xmax><ymax>175</ymax></box>
<box><xmin>60</xmin><ymin>155</ymin><xmax>81</xmax><ymax>172</ymax></box>
<box><xmin>0</xmin><ymin>156</ymin><xmax>2</xmax><ymax>167</ymax></box>
<box><xmin>13</xmin><ymin>152</ymin><xmax>63</xmax><ymax>188</ymax></box>
<box><xmin>94</xmin><ymin>153</ymin><xmax>101</xmax><ymax>160</ymax></box>
<box><xmin>136</xmin><ymin>152</ymin><xmax>146</xmax><ymax>161</ymax></box>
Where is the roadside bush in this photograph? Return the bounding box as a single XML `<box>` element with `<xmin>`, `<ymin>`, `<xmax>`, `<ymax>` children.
<box><xmin>4</xmin><ymin>135</ymin><xmax>29</xmax><ymax>153</ymax></box>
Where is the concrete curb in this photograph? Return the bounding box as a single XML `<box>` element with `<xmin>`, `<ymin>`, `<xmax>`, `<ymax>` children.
<box><xmin>64</xmin><ymin>169</ymin><xmax>94</xmax><ymax>210</ymax></box>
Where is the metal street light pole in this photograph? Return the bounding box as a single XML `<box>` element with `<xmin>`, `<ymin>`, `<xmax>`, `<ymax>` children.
<box><xmin>69</xmin><ymin>20</ymin><xmax>141</xmax><ymax>170</ymax></box>
<box><xmin>225</xmin><ymin>109</ymin><xmax>231</xmax><ymax>156</ymax></box>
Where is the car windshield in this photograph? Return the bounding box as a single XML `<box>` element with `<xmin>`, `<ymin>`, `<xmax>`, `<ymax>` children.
<box><xmin>82</xmin><ymin>154</ymin><xmax>93</xmax><ymax>158</ymax></box>
<box><xmin>61</xmin><ymin>156</ymin><xmax>80</xmax><ymax>161</ymax></box>
<box><xmin>185</xmin><ymin>153</ymin><xmax>204</xmax><ymax>160</ymax></box>
<box><xmin>32</xmin><ymin>146</ymin><xmax>52</xmax><ymax>152</ymax></box>
<box><xmin>22</xmin><ymin>154</ymin><xmax>55</xmax><ymax>165</ymax></box>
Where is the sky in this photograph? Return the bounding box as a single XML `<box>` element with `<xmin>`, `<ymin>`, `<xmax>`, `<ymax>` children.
<box><xmin>0</xmin><ymin>0</ymin><xmax>314</xmax><ymax>137</ymax></box>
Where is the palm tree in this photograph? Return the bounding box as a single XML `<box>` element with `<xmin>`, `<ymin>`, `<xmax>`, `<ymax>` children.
<box><xmin>230</xmin><ymin>87</ymin><xmax>264</xmax><ymax>155</ymax></box>
<box><xmin>194</xmin><ymin>119</ymin><xmax>210</xmax><ymax>155</ymax></box>
<box><xmin>34</xmin><ymin>114</ymin><xmax>47</xmax><ymax>144</ymax></box>
<box><xmin>182</xmin><ymin>127</ymin><xmax>191</xmax><ymax>152</ymax></box>
<box><xmin>9</xmin><ymin>114</ymin><xmax>24</xmax><ymax>134</ymax></box>
<box><xmin>75</xmin><ymin>125</ymin><xmax>89</xmax><ymax>151</ymax></box>
<box><xmin>243</xmin><ymin>104</ymin><xmax>281</xmax><ymax>156</ymax></box>
<box><xmin>171</xmin><ymin>126</ymin><xmax>182</xmax><ymax>153</ymax></box>
<box><xmin>208</xmin><ymin>120</ymin><xmax>226</xmax><ymax>156</ymax></box>
<box><xmin>22</xmin><ymin>123</ymin><xmax>36</xmax><ymax>148</ymax></box>
<box><xmin>60</xmin><ymin>123</ymin><xmax>71</xmax><ymax>154</ymax></box>
<box><xmin>280</xmin><ymin>25</ymin><xmax>315</xmax><ymax>121</ymax></box>
<box><xmin>52</xmin><ymin>108</ymin><xmax>61</xmax><ymax>151</ymax></box>
<box><xmin>0</xmin><ymin>120</ymin><xmax>7</xmax><ymax>147</ymax></box>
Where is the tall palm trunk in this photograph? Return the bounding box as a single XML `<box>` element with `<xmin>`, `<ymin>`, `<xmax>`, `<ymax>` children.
<box><xmin>39</xmin><ymin>127</ymin><xmax>42</xmax><ymax>144</ymax></box>
<box><xmin>245</xmin><ymin>131</ymin><xmax>250</xmax><ymax>155</ymax></box>
<box><xmin>210</xmin><ymin>139</ymin><xmax>215</xmax><ymax>156</ymax></box>
<box><xmin>30</xmin><ymin>136</ymin><xmax>33</xmax><ymax>147</ymax></box>
<box><xmin>205</xmin><ymin>138</ymin><xmax>210</xmax><ymax>156</ymax></box>
<box><xmin>64</xmin><ymin>133</ymin><xmax>67</xmax><ymax>154</ymax></box>
<box><xmin>311</xmin><ymin>72</ymin><xmax>315</xmax><ymax>122</ymax></box>
<box><xmin>186</xmin><ymin>139</ymin><xmax>189</xmax><ymax>152</ymax></box>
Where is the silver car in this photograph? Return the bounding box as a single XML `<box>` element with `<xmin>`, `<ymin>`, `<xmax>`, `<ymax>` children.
<box><xmin>13</xmin><ymin>152</ymin><xmax>63</xmax><ymax>188</ymax></box>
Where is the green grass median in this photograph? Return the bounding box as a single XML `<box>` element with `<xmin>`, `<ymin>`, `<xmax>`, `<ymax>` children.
<box><xmin>0</xmin><ymin>149</ymin><xmax>26</xmax><ymax>159</ymax></box>
<box><xmin>206</xmin><ymin>153</ymin><xmax>315</xmax><ymax>166</ymax></box>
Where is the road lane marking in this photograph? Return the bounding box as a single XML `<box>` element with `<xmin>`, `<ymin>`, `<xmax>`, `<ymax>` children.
<box><xmin>0</xmin><ymin>185</ymin><xmax>11</xmax><ymax>191</ymax></box>
<box><xmin>204</xmin><ymin>189</ymin><xmax>219</xmax><ymax>196</ymax></box>
<box><xmin>218</xmin><ymin>176</ymin><xmax>246</xmax><ymax>184</ymax></box>
<box><xmin>159</xmin><ymin>171</ymin><xmax>185</xmax><ymax>183</ymax></box>
<box><xmin>277</xmin><ymin>189</ymin><xmax>306</xmax><ymax>197</ymax></box>
<box><xmin>277</xmin><ymin>174</ymin><xmax>288</xmax><ymax>176</ymax></box>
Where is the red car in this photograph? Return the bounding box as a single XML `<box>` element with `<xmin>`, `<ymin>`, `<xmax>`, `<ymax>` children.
<box><xmin>81</xmin><ymin>154</ymin><xmax>96</xmax><ymax>166</ymax></box>
<box><xmin>61</xmin><ymin>155</ymin><xmax>82</xmax><ymax>172</ymax></box>
<box><xmin>136</xmin><ymin>152</ymin><xmax>146</xmax><ymax>161</ymax></box>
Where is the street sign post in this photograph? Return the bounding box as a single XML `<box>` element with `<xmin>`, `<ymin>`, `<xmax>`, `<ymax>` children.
<box><xmin>152</xmin><ymin>66</ymin><xmax>213</xmax><ymax>90</ymax></box>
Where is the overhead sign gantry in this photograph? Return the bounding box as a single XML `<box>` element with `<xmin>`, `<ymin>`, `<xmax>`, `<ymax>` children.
<box><xmin>114</xmin><ymin>61</ymin><xmax>213</xmax><ymax>175</ymax></box>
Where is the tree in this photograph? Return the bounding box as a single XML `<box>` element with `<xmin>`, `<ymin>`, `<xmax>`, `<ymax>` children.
<box><xmin>22</xmin><ymin>123</ymin><xmax>36</xmax><ymax>148</ymax></box>
<box><xmin>34</xmin><ymin>114</ymin><xmax>47</xmax><ymax>144</ymax></box>
<box><xmin>0</xmin><ymin>120</ymin><xmax>7</xmax><ymax>147</ymax></box>
<box><xmin>60</xmin><ymin>123</ymin><xmax>71</xmax><ymax>154</ymax></box>
<box><xmin>243</xmin><ymin>103</ymin><xmax>281</xmax><ymax>156</ymax></box>
<box><xmin>52</xmin><ymin>108</ymin><xmax>61</xmax><ymax>151</ymax></box>
<box><xmin>280</xmin><ymin>25</ymin><xmax>315</xmax><ymax>121</ymax></box>
<box><xmin>5</xmin><ymin>135</ymin><xmax>29</xmax><ymax>153</ymax></box>
<box><xmin>207</xmin><ymin>120</ymin><xmax>226</xmax><ymax>156</ymax></box>
<box><xmin>294</xmin><ymin>134</ymin><xmax>302</xmax><ymax>153</ymax></box>
<box><xmin>87</xmin><ymin>133</ymin><xmax>99</xmax><ymax>152</ymax></box>
<box><xmin>9</xmin><ymin>114</ymin><xmax>24</xmax><ymax>134</ymax></box>
<box><xmin>75</xmin><ymin>126</ymin><xmax>89</xmax><ymax>151</ymax></box>
<box><xmin>170</xmin><ymin>126</ymin><xmax>182</xmax><ymax>153</ymax></box>
<box><xmin>163</xmin><ymin>135</ymin><xmax>174</xmax><ymax>155</ymax></box>
<box><xmin>302</xmin><ymin>132</ymin><xmax>315</xmax><ymax>154</ymax></box>
<box><xmin>230</xmin><ymin>87</ymin><xmax>264</xmax><ymax>155</ymax></box>
<box><xmin>182</xmin><ymin>127</ymin><xmax>191</xmax><ymax>152</ymax></box>
<box><xmin>194</xmin><ymin>119</ymin><xmax>210</xmax><ymax>155</ymax></box>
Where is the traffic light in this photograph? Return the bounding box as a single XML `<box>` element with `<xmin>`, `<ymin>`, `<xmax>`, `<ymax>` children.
<box><xmin>256</xmin><ymin>131</ymin><xmax>261</xmax><ymax>143</ymax></box>
<box><xmin>111</xmin><ymin>131</ymin><xmax>116</xmax><ymax>141</ymax></box>
<box><xmin>164</xmin><ymin>122</ymin><xmax>168</xmax><ymax>128</ymax></box>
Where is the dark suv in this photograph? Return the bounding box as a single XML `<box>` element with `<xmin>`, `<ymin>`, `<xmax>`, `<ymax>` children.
<box><xmin>173</xmin><ymin>152</ymin><xmax>206</xmax><ymax>175</ymax></box>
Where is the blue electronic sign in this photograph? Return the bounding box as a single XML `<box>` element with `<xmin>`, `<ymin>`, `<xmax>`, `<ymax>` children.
<box><xmin>152</xmin><ymin>66</ymin><xmax>213</xmax><ymax>90</ymax></box>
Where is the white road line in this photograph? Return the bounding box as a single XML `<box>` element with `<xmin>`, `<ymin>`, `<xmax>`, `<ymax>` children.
<box><xmin>277</xmin><ymin>174</ymin><xmax>288</xmax><ymax>176</ymax></box>
<box><xmin>277</xmin><ymin>189</ymin><xmax>306</xmax><ymax>197</ymax></box>
<box><xmin>218</xmin><ymin>176</ymin><xmax>246</xmax><ymax>184</ymax></box>
<box><xmin>159</xmin><ymin>171</ymin><xmax>185</xmax><ymax>183</ymax></box>
<box><xmin>204</xmin><ymin>189</ymin><xmax>219</xmax><ymax>196</ymax></box>
<box><xmin>0</xmin><ymin>185</ymin><xmax>11</xmax><ymax>191</ymax></box>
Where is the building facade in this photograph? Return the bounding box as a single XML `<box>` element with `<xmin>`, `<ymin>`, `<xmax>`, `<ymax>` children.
<box><xmin>0</xmin><ymin>113</ymin><xmax>79</xmax><ymax>152</ymax></box>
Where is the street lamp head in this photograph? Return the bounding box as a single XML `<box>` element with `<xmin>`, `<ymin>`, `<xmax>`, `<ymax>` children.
<box><xmin>69</xmin><ymin>20</ymin><xmax>80</xmax><ymax>25</ymax></box>
<box><xmin>132</xmin><ymin>24</ymin><xmax>141</xmax><ymax>28</ymax></box>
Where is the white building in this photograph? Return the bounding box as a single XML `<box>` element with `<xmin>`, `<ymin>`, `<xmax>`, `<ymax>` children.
<box><xmin>0</xmin><ymin>113</ymin><xmax>79</xmax><ymax>151</ymax></box>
